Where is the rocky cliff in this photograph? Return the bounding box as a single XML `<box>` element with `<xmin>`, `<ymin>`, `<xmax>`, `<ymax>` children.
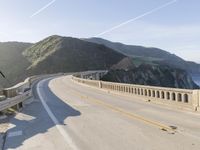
<box><xmin>102</xmin><ymin>58</ymin><xmax>199</xmax><ymax>89</ymax></box>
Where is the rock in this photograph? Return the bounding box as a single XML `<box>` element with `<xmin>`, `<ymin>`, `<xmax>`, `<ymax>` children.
<box><xmin>101</xmin><ymin>64</ymin><xmax>199</xmax><ymax>89</ymax></box>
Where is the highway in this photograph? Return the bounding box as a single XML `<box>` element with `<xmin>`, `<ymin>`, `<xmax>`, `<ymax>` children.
<box><xmin>3</xmin><ymin>75</ymin><xmax>200</xmax><ymax>150</ymax></box>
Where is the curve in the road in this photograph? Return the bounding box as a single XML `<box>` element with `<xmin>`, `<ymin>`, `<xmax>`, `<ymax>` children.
<box><xmin>37</xmin><ymin>78</ymin><xmax>80</xmax><ymax>150</ymax></box>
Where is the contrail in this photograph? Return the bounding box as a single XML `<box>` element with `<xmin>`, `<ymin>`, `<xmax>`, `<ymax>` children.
<box><xmin>95</xmin><ymin>0</ymin><xmax>178</xmax><ymax>37</ymax></box>
<box><xmin>30</xmin><ymin>0</ymin><xmax>56</xmax><ymax>18</ymax></box>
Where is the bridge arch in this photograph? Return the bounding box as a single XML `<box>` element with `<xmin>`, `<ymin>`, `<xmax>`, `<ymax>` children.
<box><xmin>152</xmin><ymin>90</ymin><xmax>155</xmax><ymax>97</ymax></box>
<box><xmin>145</xmin><ymin>90</ymin><xmax>148</xmax><ymax>96</ymax></box>
<box><xmin>172</xmin><ymin>93</ymin><xmax>176</xmax><ymax>101</ymax></box>
<box><xmin>138</xmin><ymin>89</ymin><xmax>140</xmax><ymax>95</ymax></box>
<box><xmin>141</xmin><ymin>89</ymin><xmax>144</xmax><ymax>95</ymax></box>
<box><xmin>148</xmin><ymin>90</ymin><xmax>151</xmax><ymax>97</ymax></box>
<box><xmin>161</xmin><ymin>91</ymin><xmax>165</xmax><ymax>99</ymax></box>
<box><xmin>157</xmin><ymin>91</ymin><xmax>160</xmax><ymax>98</ymax></box>
<box><xmin>178</xmin><ymin>93</ymin><xmax>182</xmax><ymax>102</ymax></box>
<box><xmin>184</xmin><ymin>94</ymin><xmax>189</xmax><ymax>103</ymax></box>
<box><xmin>166</xmin><ymin>92</ymin><xmax>170</xmax><ymax>100</ymax></box>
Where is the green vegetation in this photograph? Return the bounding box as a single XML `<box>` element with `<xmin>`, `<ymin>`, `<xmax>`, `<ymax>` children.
<box><xmin>0</xmin><ymin>42</ymin><xmax>32</xmax><ymax>87</ymax></box>
<box><xmin>23</xmin><ymin>35</ymin><xmax>125</xmax><ymax>75</ymax></box>
<box><xmin>85</xmin><ymin>38</ymin><xmax>200</xmax><ymax>74</ymax></box>
<box><xmin>131</xmin><ymin>56</ymin><xmax>158</xmax><ymax>67</ymax></box>
<box><xmin>1</xmin><ymin>35</ymin><xmax>125</xmax><ymax>87</ymax></box>
<box><xmin>0</xmin><ymin>35</ymin><xmax>198</xmax><ymax>89</ymax></box>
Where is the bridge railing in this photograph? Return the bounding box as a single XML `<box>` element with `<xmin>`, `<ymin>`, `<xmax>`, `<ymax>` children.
<box><xmin>72</xmin><ymin>71</ymin><xmax>200</xmax><ymax>112</ymax></box>
<box><xmin>3</xmin><ymin>78</ymin><xmax>31</xmax><ymax>98</ymax></box>
<box><xmin>0</xmin><ymin>91</ymin><xmax>31</xmax><ymax>112</ymax></box>
<box><xmin>0</xmin><ymin>75</ymin><xmax>42</xmax><ymax>111</ymax></box>
<box><xmin>0</xmin><ymin>73</ymin><xmax>65</xmax><ymax>112</ymax></box>
<box><xmin>0</xmin><ymin>79</ymin><xmax>31</xmax><ymax>112</ymax></box>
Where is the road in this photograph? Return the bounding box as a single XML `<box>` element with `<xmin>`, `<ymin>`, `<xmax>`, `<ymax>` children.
<box><xmin>3</xmin><ymin>75</ymin><xmax>200</xmax><ymax>150</ymax></box>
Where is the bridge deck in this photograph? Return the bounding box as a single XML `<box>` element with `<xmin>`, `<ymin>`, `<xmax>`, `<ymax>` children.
<box><xmin>4</xmin><ymin>75</ymin><xmax>200</xmax><ymax>150</ymax></box>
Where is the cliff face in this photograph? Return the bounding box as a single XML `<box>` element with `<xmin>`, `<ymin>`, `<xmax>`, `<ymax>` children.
<box><xmin>102</xmin><ymin>63</ymin><xmax>199</xmax><ymax>89</ymax></box>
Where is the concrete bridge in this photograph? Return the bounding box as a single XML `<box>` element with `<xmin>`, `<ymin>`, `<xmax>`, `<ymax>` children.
<box><xmin>1</xmin><ymin>71</ymin><xmax>200</xmax><ymax>150</ymax></box>
<box><xmin>73</xmin><ymin>70</ymin><xmax>200</xmax><ymax>112</ymax></box>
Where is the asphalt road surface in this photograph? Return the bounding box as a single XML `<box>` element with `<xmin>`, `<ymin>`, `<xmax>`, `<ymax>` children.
<box><xmin>3</xmin><ymin>75</ymin><xmax>200</xmax><ymax>150</ymax></box>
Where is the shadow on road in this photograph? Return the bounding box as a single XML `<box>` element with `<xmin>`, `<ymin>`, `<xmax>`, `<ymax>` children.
<box><xmin>4</xmin><ymin>78</ymin><xmax>81</xmax><ymax>149</ymax></box>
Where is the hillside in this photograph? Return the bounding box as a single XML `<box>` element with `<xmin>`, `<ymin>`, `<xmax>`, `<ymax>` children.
<box><xmin>0</xmin><ymin>42</ymin><xmax>32</xmax><ymax>87</ymax></box>
<box><xmin>0</xmin><ymin>35</ymin><xmax>198</xmax><ymax>90</ymax></box>
<box><xmin>23</xmin><ymin>35</ymin><xmax>125</xmax><ymax>75</ymax></box>
<box><xmin>85</xmin><ymin>38</ymin><xmax>200</xmax><ymax>74</ymax></box>
<box><xmin>102</xmin><ymin>58</ymin><xmax>199</xmax><ymax>89</ymax></box>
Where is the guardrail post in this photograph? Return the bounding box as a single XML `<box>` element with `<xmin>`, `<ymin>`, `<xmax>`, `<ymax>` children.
<box><xmin>192</xmin><ymin>90</ymin><xmax>199</xmax><ymax>111</ymax></box>
<box><xmin>11</xmin><ymin>102</ymin><xmax>23</xmax><ymax>111</ymax></box>
<box><xmin>99</xmin><ymin>81</ymin><xmax>102</xmax><ymax>88</ymax></box>
<box><xmin>197</xmin><ymin>90</ymin><xmax>200</xmax><ymax>112</ymax></box>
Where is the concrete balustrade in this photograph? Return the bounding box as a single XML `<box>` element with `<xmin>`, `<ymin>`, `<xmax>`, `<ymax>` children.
<box><xmin>1</xmin><ymin>71</ymin><xmax>199</xmax><ymax>112</ymax></box>
<box><xmin>72</xmin><ymin>71</ymin><xmax>200</xmax><ymax>112</ymax></box>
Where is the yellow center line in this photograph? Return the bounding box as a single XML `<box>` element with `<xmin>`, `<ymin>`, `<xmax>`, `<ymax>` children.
<box><xmin>66</xmin><ymin>83</ymin><xmax>176</xmax><ymax>133</ymax></box>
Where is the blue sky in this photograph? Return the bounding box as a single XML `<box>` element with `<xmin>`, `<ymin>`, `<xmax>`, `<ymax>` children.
<box><xmin>0</xmin><ymin>0</ymin><xmax>199</xmax><ymax>63</ymax></box>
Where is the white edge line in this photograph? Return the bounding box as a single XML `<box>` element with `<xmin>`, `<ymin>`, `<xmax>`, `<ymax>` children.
<box><xmin>37</xmin><ymin>78</ymin><xmax>79</xmax><ymax>150</ymax></box>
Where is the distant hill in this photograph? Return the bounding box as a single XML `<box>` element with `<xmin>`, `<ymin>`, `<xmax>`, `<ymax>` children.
<box><xmin>85</xmin><ymin>38</ymin><xmax>200</xmax><ymax>74</ymax></box>
<box><xmin>23</xmin><ymin>35</ymin><xmax>125</xmax><ymax>75</ymax></box>
<box><xmin>0</xmin><ymin>42</ymin><xmax>32</xmax><ymax>87</ymax></box>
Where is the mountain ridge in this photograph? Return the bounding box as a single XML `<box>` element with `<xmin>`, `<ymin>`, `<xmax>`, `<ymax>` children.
<box><xmin>84</xmin><ymin>37</ymin><xmax>200</xmax><ymax>74</ymax></box>
<box><xmin>0</xmin><ymin>35</ymin><xmax>199</xmax><ymax>89</ymax></box>
<box><xmin>23</xmin><ymin>35</ymin><xmax>125</xmax><ymax>75</ymax></box>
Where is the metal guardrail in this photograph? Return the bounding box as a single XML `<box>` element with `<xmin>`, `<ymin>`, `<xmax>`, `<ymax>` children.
<box><xmin>0</xmin><ymin>73</ymin><xmax>65</xmax><ymax>112</ymax></box>
<box><xmin>0</xmin><ymin>76</ymin><xmax>37</xmax><ymax>112</ymax></box>
<box><xmin>0</xmin><ymin>91</ymin><xmax>31</xmax><ymax>112</ymax></box>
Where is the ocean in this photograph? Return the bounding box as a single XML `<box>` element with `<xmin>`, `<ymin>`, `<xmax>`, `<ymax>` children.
<box><xmin>192</xmin><ymin>74</ymin><xmax>200</xmax><ymax>86</ymax></box>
